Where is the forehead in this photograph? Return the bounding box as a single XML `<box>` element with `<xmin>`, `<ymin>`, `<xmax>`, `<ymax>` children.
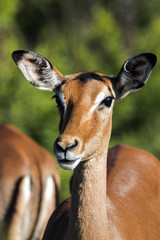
<box><xmin>60</xmin><ymin>72</ymin><xmax>114</xmax><ymax>100</ymax></box>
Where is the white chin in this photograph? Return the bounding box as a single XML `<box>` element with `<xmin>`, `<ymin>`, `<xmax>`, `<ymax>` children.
<box><xmin>57</xmin><ymin>158</ymin><xmax>81</xmax><ymax>170</ymax></box>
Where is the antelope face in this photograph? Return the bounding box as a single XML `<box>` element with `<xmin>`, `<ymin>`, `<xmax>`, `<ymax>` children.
<box><xmin>12</xmin><ymin>50</ymin><xmax>157</xmax><ymax>170</ymax></box>
<box><xmin>53</xmin><ymin>74</ymin><xmax>115</xmax><ymax>169</ymax></box>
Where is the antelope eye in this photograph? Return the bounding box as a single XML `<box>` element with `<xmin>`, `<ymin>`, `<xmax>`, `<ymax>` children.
<box><xmin>100</xmin><ymin>97</ymin><xmax>114</xmax><ymax>108</ymax></box>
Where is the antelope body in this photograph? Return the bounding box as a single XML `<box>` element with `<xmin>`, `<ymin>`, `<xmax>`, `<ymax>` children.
<box><xmin>0</xmin><ymin>124</ymin><xmax>59</xmax><ymax>240</ymax></box>
<box><xmin>12</xmin><ymin>50</ymin><xmax>160</xmax><ymax>240</ymax></box>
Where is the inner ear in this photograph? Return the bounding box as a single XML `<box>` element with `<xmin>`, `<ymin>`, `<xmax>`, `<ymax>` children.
<box><xmin>124</xmin><ymin>54</ymin><xmax>156</xmax><ymax>88</ymax></box>
<box><xmin>113</xmin><ymin>53</ymin><xmax>157</xmax><ymax>99</ymax></box>
<box><xmin>12</xmin><ymin>50</ymin><xmax>64</xmax><ymax>92</ymax></box>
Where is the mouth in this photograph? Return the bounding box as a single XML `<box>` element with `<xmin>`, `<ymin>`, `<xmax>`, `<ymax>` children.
<box><xmin>57</xmin><ymin>158</ymin><xmax>81</xmax><ymax>170</ymax></box>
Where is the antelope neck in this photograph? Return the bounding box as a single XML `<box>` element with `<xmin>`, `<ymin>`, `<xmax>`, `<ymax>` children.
<box><xmin>66</xmin><ymin>148</ymin><xmax>109</xmax><ymax>240</ymax></box>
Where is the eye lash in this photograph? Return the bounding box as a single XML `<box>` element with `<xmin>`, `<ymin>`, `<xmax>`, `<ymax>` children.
<box><xmin>100</xmin><ymin>96</ymin><xmax>114</xmax><ymax>108</ymax></box>
<box><xmin>101</xmin><ymin>96</ymin><xmax>114</xmax><ymax>102</ymax></box>
<box><xmin>108</xmin><ymin>96</ymin><xmax>115</xmax><ymax>100</ymax></box>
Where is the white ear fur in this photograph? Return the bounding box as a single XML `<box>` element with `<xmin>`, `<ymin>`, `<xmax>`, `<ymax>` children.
<box><xmin>12</xmin><ymin>50</ymin><xmax>63</xmax><ymax>91</ymax></box>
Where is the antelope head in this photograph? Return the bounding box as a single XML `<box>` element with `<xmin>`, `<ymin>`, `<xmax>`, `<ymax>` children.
<box><xmin>12</xmin><ymin>51</ymin><xmax>156</xmax><ymax>170</ymax></box>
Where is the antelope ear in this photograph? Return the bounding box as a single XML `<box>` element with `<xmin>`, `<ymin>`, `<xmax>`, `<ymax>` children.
<box><xmin>112</xmin><ymin>53</ymin><xmax>157</xmax><ymax>100</ymax></box>
<box><xmin>12</xmin><ymin>50</ymin><xmax>64</xmax><ymax>91</ymax></box>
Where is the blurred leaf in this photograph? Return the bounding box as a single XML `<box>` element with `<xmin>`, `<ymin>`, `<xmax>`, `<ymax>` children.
<box><xmin>1</xmin><ymin>1</ymin><xmax>160</xmax><ymax>203</ymax></box>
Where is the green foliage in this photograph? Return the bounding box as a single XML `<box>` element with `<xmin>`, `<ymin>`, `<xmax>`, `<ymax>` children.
<box><xmin>0</xmin><ymin>0</ymin><xmax>19</xmax><ymax>26</ymax></box>
<box><xmin>0</xmin><ymin>1</ymin><xmax>160</xmax><ymax>202</ymax></box>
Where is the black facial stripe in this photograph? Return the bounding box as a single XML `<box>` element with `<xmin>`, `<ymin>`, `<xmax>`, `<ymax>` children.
<box><xmin>59</xmin><ymin>99</ymin><xmax>74</xmax><ymax>134</ymax></box>
<box><xmin>107</xmin><ymin>86</ymin><xmax>114</xmax><ymax>98</ymax></box>
<box><xmin>74</xmin><ymin>73</ymin><xmax>104</xmax><ymax>83</ymax></box>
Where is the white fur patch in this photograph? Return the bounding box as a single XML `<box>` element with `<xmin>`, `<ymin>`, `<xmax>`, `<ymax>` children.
<box><xmin>59</xmin><ymin>92</ymin><xmax>66</xmax><ymax>111</ymax></box>
<box><xmin>44</xmin><ymin>175</ymin><xmax>54</xmax><ymax>201</ymax></box>
<box><xmin>113</xmin><ymin>167</ymin><xmax>138</xmax><ymax>198</ymax></box>
<box><xmin>107</xmin><ymin>197</ymin><xmax>122</xmax><ymax>240</ymax></box>
<box><xmin>18</xmin><ymin>52</ymin><xmax>61</xmax><ymax>91</ymax></box>
<box><xmin>90</xmin><ymin>91</ymin><xmax>106</xmax><ymax>113</ymax></box>
<box><xmin>20</xmin><ymin>175</ymin><xmax>31</xmax><ymax>239</ymax></box>
<box><xmin>21</xmin><ymin>175</ymin><xmax>31</xmax><ymax>203</ymax></box>
<box><xmin>120</xmin><ymin>169</ymin><xmax>137</xmax><ymax>198</ymax></box>
<box><xmin>123</xmin><ymin>60</ymin><xmax>129</xmax><ymax>72</ymax></box>
<box><xmin>32</xmin><ymin>176</ymin><xmax>55</xmax><ymax>239</ymax></box>
<box><xmin>58</xmin><ymin>158</ymin><xmax>81</xmax><ymax>170</ymax></box>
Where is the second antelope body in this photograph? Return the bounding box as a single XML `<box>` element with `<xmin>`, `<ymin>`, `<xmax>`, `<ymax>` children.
<box><xmin>12</xmin><ymin>50</ymin><xmax>160</xmax><ymax>240</ymax></box>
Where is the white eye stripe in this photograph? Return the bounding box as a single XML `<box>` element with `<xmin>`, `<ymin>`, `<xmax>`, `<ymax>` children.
<box><xmin>94</xmin><ymin>92</ymin><xmax>106</xmax><ymax>105</ymax></box>
<box><xmin>59</xmin><ymin>92</ymin><xmax>66</xmax><ymax>111</ymax></box>
<box><xmin>90</xmin><ymin>92</ymin><xmax>106</xmax><ymax>113</ymax></box>
<box><xmin>58</xmin><ymin>88</ymin><xmax>113</xmax><ymax>114</ymax></box>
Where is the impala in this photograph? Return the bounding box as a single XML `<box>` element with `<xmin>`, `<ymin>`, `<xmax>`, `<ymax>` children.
<box><xmin>12</xmin><ymin>50</ymin><xmax>160</xmax><ymax>240</ymax></box>
<box><xmin>0</xmin><ymin>124</ymin><xmax>59</xmax><ymax>240</ymax></box>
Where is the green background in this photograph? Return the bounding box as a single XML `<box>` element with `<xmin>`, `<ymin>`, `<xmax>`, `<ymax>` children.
<box><xmin>0</xmin><ymin>0</ymin><xmax>160</xmax><ymax>202</ymax></box>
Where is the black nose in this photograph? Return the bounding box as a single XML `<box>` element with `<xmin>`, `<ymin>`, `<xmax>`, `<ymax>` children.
<box><xmin>54</xmin><ymin>137</ymin><xmax>78</xmax><ymax>153</ymax></box>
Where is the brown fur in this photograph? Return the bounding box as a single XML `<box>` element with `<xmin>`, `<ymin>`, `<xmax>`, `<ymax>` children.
<box><xmin>43</xmin><ymin>145</ymin><xmax>160</xmax><ymax>240</ymax></box>
<box><xmin>11</xmin><ymin>50</ymin><xmax>158</xmax><ymax>240</ymax></box>
<box><xmin>0</xmin><ymin>124</ymin><xmax>60</xmax><ymax>240</ymax></box>
<box><xmin>43</xmin><ymin>75</ymin><xmax>160</xmax><ymax>240</ymax></box>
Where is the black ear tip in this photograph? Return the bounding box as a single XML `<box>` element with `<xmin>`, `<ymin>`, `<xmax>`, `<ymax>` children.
<box><xmin>144</xmin><ymin>53</ymin><xmax>157</xmax><ymax>67</ymax></box>
<box><xmin>12</xmin><ymin>50</ymin><xmax>27</xmax><ymax>64</ymax></box>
